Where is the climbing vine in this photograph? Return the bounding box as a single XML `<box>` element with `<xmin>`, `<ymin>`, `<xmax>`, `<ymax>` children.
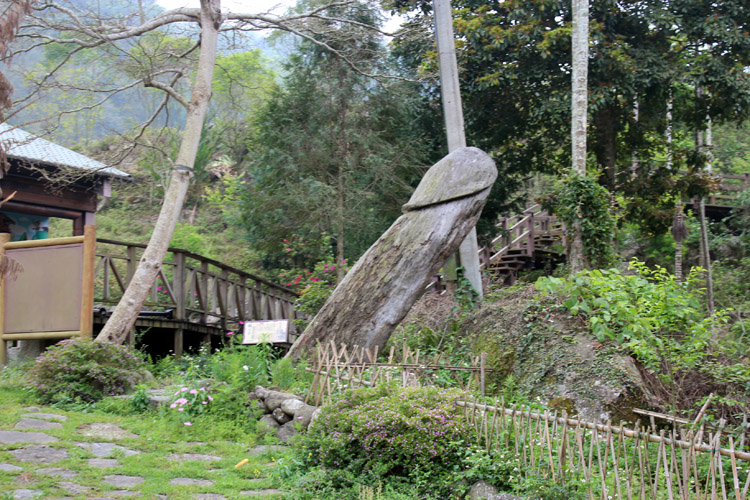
<box><xmin>540</xmin><ymin>174</ymin><xmax>616</xmax><ymax>268</ymax></box>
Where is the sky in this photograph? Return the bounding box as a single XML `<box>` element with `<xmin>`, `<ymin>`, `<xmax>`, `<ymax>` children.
<box><xmin>154</xmin><ymin>0</ymin><xmax>404</xmax><ymax>33</ymax></box>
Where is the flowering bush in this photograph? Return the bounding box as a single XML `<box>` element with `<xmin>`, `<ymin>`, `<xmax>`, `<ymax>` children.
<box><xmin>26</xmin><ymin>338</ymin><xmax>147</xmax><ymax>404</ymax></box>
<box><xmin>169</xmin><ymin>385</ymin><xmax>213</xmax><ymax>426</ymax></box>
<box><xmin>294</xmin><ymin>385</ymin><xmax>474</xmax><ymax>499</ymax></box>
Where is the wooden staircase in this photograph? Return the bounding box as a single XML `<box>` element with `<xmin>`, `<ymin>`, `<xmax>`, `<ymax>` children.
<box><xmin>479</xmin><ymin>204</ymin><xmax>566</xmax><ymax>285</ymax></box>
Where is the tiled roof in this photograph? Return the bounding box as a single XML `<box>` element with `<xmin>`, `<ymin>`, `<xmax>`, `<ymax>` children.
<box><xmin>0</xmin><ymin>123</ymin><xmax>130</xmax><ymax>178</ymax></box>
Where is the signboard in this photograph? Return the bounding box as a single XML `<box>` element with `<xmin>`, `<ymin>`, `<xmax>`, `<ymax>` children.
<box><xmin>0</xmin><ymin>211</ymin><xmax>49</xmax><ymax>241</ymax></box>
<box><xmin>242</xmin><ymin>320</ymin><xmax>290</xmax><ymax>344</ymax></box>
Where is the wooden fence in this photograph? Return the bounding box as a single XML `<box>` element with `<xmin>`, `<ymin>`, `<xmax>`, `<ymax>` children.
<box><xmin>458</xmin><ymin>397</ymin><xmax>750</xmax><ymax>500</ymax></box>
<box><xmin>305</xmin><ymin>341</ymin><xmax>488</xmax><ymax>406</ymax></box>
<box><xmin>94</xmin><ymin>239</ymin><xmax>301</xmax><ymax>331</ymax></box>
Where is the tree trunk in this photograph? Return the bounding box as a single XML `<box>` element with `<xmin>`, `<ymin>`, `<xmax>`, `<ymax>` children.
<box><xmin>287</xmin><ymin>147</ymin><xmax>496</xmax><ymax>359</ymax></box>
<box><xmin>96</xmin><ymin>0</ymin><xmax>221</xmax><ymax>344</ymax></box>
<box><xmin>569</xmin><ymin>0</ymin><xmax>589</xmax><ymax>275</ymax></box>
<box><xmin>336</xmin><ymin>165</ymin><xmax>345</xmax><ymax>283</ymax></box>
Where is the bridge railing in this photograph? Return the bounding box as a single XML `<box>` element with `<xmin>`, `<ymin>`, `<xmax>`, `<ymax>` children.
<box><xmin>486</xmin><ymin>205</ymin><xmax>565</xmax><ymax>267</ymax></box>
<box><xmin>94</xmin><ymin>239</ymin><xmax>301</xmax><ymax>330</ymax></box>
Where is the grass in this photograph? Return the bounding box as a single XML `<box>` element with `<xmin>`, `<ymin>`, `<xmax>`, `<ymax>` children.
<box><xmin>0</xmin><ymin>383</ymin><xmax>291</xmax><ymax>499</ymax></box>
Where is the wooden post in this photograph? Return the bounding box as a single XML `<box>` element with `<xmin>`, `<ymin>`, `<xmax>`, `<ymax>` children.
<box><xmin>126</xmin><ymin>244</ymin><xmax>136</xmax><ymax>284</ymax></box>
<box><xmin>174</xmin><ymin>252</ymin><xmax>186</xmax><ymax>322</ymax></box>
<box><xmin>433</xmin><ymin>0</ymin><xmax>483</xmax><ymax>299</ymax></box>
<box><xmin>80</xmin><ymin>225</ymin><xmax>96</xmax><ymax>338</ymax></box>
<box><xmin>0</xmin><ymin>233</ymin><xmax>9</xmax><ymax>367</ymax></box>
<box><xmin>174</xmin><ymin>327</ymin><xmax>184</xmax><ymax>358</ymax></box>
<box><xmin>480</xmin><ymin>351</ymin><xmax>486</xmax><ymax>396</ymax></box>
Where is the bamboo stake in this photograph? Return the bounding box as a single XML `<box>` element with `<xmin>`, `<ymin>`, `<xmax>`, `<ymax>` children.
<box><xmin>653</xmin><ymin>430</ymin><xmax>665</xmax><ymax>500</ymax></box>
<box><xmin>729</xmin><ymin>437</ymin><xmax>741</xmax><ymax>500</ymax></box>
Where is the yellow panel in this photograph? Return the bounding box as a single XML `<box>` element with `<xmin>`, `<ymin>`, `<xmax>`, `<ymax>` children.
<box><xmin>4</xmin><ymin>243</ymin><xmax>83</xmax><ymax>333</ymax></box>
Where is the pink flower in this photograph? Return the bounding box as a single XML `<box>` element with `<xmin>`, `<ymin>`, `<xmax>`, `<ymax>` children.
<box><xmin>202</xmin><ymin>401</ymin><xmax>207</xmax><ymax>405</ymax></box>
<box><xmin>226</xmin><ymin>331</ymin><xmax>234</xmax><ymax>336</ymax></box>
<box><xmin>208</xmin><ymin>395</ymin><xmax>214</xmax><ymax>401</ymax></box>
<box><xmin>199</xmin><ymin>387</ymin><xmax>205</xmax><ymax>391</ymax></box>
<box><xmin>178</xmin><ymin>408</ymin><xmax>184</xmax><ymax>412</ymax></box>
<box><xmin>239</xmin><ymin>321</ymin><xmax>244</xmax><ymax>325</ymax></box>
<box><xmin>184</xmin><ymin>422</ymin><xmax>192</xmax><ymax>426</ymax></box>
<box><xmin>169</xmin><ymin>403</ymin><xmax>177</xmax><ymax>409</ymax></box>
<box><xmin>189</xmin><ymin>389</ymin><xmax>198</xmax><ymax>395</ymax></box>
<box><xmin>181</xmin><ymin>387</ymin><xmax>188</xmax><ymax>392</ymax></box>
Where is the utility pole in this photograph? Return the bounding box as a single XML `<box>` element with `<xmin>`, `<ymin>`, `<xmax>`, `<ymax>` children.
<box><xmin>433</xmin><ymin>0</ymin><xmax>483</xmax><ymax>298</ymax></box>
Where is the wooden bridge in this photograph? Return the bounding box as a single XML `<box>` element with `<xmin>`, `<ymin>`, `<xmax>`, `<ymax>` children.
<box><xmin>93</xmin><ymin>239</ymin><xmax>303</xmax><ymax>356</ymax></box>
<box><xmin>475</xmin><ymin>172</ymin><xmax>750</xmax><ymax>285</ymax></box>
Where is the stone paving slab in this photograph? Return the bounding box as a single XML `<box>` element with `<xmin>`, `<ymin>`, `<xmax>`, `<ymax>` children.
<box><xmin>37</xmin><ymin>467</ymin><xmax>77</xmax><ymax>478</ymax></box>
<box><xmin>76</xmin><ymin>442</ymin><xmax>140</xmax><ymax>457</ymax></box>
<box><xmin>193</xmin><ymin>495</ymin><xmax>226</xmax><ymax>500</ymax></box>
<box><xmin>87</xmin><ymin>458</ymin><xmax>121</xmax><ymax>468</ymax></box>
<box><xmin>15</xmin><ymin>418</ymin><xmax>63</xmax><ymax>430</ymax></box>
<box><xmin>21</xmin><ymin>412</ymin><xmax>67</xmax><ymax>422</ymax></box>
<box><xmin>169</xmin><ymin>478</ymin><xmax>214</xmax><ymax>486</ymax></box>
<box><xmin>0</xmin><ymin>462</ymin><xmax>23</xmax><ymax>471</ymax></box>
<box><xmin>167</xmin><ymin>453</ymin><xmax>222</xmax><ymax>462</ymax></box>
<box><xmin>77</xmin><ymin>423</ymin><xmax>138</xmax><ymax>440</ymax></box>
<box><xmin>0</xmin><ymin>430</ymin><xmax>58</xmax><ymax>444</ymax></box>
<box><xmin>57</xmin><ymin>481</ymin><xmax>90</xmax><ymax>495</ymax></box>
<box><xmin>110</xmin><ymin>491</ymin><xmax>140</xmax><ymax>497</ymax></box>
<box><xmin>21</xmin><ymin>407</ymin><xmax>41</xmax><ymax>412</ymax></box>
<box><xmin>247</xmin><ymin>445</ymin><xmax>286</xmax><ymax>456</ymax></box>
<box><xmin>239</xmin><ymin>489</ymin><xmax>285</xmax><ymax>496</ymax></box>
<box><xmin>103</xmin><ymin>474</ymin><xmax>145</xmax><ymax>487</ymax></box>
<box><xmin>10</xmin><ymin>444</ymin><xmax>68</xmax><ymax>463</ymax></box>
<box><xmin>9</xmin><ymin>489</ymin><xmax>43</xmax><ymax>499</ymax></box>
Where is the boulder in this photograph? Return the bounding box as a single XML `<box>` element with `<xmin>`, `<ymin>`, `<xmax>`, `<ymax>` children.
<box><xmin>280</xmin><ymin>398</ymin><xmax>305</xmax><ymax>416</ymax></box>
<box><xmin>272</xmin><ymin>408</ymin><xmax>291</xmax><ymax>425</ymax></box>
<box><xmin>467</xmin><ymin>481</ymin><xmax>526</xmax><ymax>500</ymax></box>
<box><xmin>257</xmin><ymin>415</ymin><xmax>280</xmax><ymax>433</ymax></box>
<box><xmin>309</xmin><ymin>408</ymin><xmax>322</xmax><ymax>428</ymax></box>
<box><xmin>292</xmin><ymin>405</ymin><xmax>318</xmax><ymax>428</ymax></box>
<box><xmin>254</xmin><ymin>385</ymin><xmax>269</xmax><ymax>400</ymax></box>
<box><xmin>276</xmin><ymin>421</ymin><xmax>297</xmax><ymax>443</ymax></box>
<box><xmin>264</xmin><ymin>391</ymin><xmax>302</xmax><ymax>412</ymax></box>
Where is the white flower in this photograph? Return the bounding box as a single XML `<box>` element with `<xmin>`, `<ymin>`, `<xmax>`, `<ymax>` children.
<box><xmin>243</xmin><ymin>365</ymin><xmax>249</xmax><ymax>371</ymax></box>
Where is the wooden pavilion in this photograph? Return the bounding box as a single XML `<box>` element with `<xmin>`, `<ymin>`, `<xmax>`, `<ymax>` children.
<box><xmin>0</xmin><ymin>123</ymin><xmax>129</xmax><ymax>365</ymax></box>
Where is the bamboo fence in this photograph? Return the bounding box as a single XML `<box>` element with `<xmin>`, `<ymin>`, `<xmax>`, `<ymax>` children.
<box><xmin>305</xmin><ymin>341</ymin><xmax>488</xmax><ymax>406</ymax></box>
<box><xmin>458</xmin><ymin>397</ymin><xmax>750</xmax><ymax>500</ymax></box>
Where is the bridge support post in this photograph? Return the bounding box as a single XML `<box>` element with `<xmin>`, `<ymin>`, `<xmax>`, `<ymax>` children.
<box><xmin>174</xmin><ymin>327</ymin><xmax>183</xmax><ymax>358</ymax></box>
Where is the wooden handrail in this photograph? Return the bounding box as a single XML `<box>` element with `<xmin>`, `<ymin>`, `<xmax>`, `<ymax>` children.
<box><xmin>96</xmin><ymin>238</ymin><xmax>299</xmax><ymax>296</ymax></box>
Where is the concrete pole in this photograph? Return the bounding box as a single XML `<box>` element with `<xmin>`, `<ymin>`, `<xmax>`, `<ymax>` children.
<box><xmin>433</xmin><ymin>0</ymin><xmax>483</xmax><ymax>298</ymax></box>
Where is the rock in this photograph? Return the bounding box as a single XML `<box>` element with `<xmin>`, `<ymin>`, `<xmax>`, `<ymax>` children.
<box><xmin>271</xmin><ymin>408</ymin><xmax>291</xmax><ymax>425</ymax></box>
<box><xmin>293</xmin><ymin>405</ymin><xmax>318</xmax><ymax>428</ymax></box>
<box><xmin>75</xmin><ymin>442</ymin><xmax>140</xmax><ymax>457</ymax></box>
<box><xmin>15</xmin><ymin>418</ymin><xmax>62</xmax><ymax>430</ymax></box>
<box><xmin>276</xmin><ymin>421</ymin><xmax>297</xmax><ymax>443</ymax></box>
<box><xmin>286</xmin><ymin>147</ymin><xmax>497</xmax><ymax>358</ymax></box>
<box><xmin>280</xmin><ymin>399</ymin><xmax>305</xmax><ymax>416</ymax></box>
<box><xmin>87</xmin><ymin>458</ymin><xmax>120</xmax><ymax>468</ymax></box>
<box><xmin>0</xmin><ymin>463</ymin><xmax>22</xmax><ymax>471</ymax></box>
<box><xmin>102</xmin><ymin>475</ymin><xmax>145</xmax><ymax>487</ymax></box>
<box><xmin>309</xmin><ymin>408</ymin><xmax>322</xmax><ymax>428</ymax></box>
<box><xmin>257</xmin><ymin>415</ymin><xmax>280</xmax><ymax>433</ymax></box>
<box><xmin>21</xmin><ymin>412</ymin><xmax>67</xmax><ymax>422</ymax></box>
<box><xmin>167</xmin><ymin>453</ymin><xmax>221</xmax><ymax>462</ymax></box>
<box><xmin>57</xmin><ymin>482</ymin><xmax>89</xmax><ymax>495</ymax></box>
<box><xmin>37</xmin><ymin>467</ymin><xmax>77</xmax><ymax>479</ymax></box>
<box><xmin>254</xmin><ymin>385</ymin><xmax>269</xmax><ymax>400</ymax></box>
<box><xmin>9</xmin><ymin>489</ymin><xmax>43</xmax><ymax>499</ymax></box>
<box><xmin>239</xmin><ymin>490</ymin><xmax>285</xmax><ymax>496</ymax></box>
<box><xmin>169</xmin><ymin>478</ymin><xmax>213</xmax><ymax>486</ymax></box>
<box><xmin>193</xmin><ymin>495</ymin><xmax>226</xmax><ymax>499</ymax></box>
<box><xmin>77</xmin><ymin>423</ymin><xmax>138</xmax><ymax>440</ymax></box>
<box><xmin>10</xmin><ymin>445</ymin><xmax>68</xmax><ymax>463</ymax></box>
<box><xmin>466</xmin><ymin>481</ymin><xmax>523</xmax><ymax>500</ymax></box>
<box><xmin>264</xmin><ymin>391</ymin><xmax>302</xmax><ymax>412</ymax></box>
<box><xmin>0</xmin><ymin>431</ymin><xmax>58</xmax><ymax>444</ymax></box>
<box><xmin>247</xmin><ymin>445</ymin><xmax>287</xmax><ymax>456</ymax></box>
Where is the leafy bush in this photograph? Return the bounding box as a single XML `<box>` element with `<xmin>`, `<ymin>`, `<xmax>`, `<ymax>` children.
<box><xmin>293</xmin><ymin>385</ymin><xmax>473</xmax><ymax>499</ymax></box>
<box><xmin>26</xmin><ymin>338</ymin><xmax>147</xmax><ymax>405</ymax></box>
<box><xmin>536</xmin><ymin>261</ymin><xmax>749</xmax><ymax>419</ymax></box>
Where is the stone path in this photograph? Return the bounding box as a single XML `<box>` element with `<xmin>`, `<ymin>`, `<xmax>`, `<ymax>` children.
<box><xmin>0</xmin><ymin>406</ymin><xmax>287</xmax><ymax>499</ymax></box>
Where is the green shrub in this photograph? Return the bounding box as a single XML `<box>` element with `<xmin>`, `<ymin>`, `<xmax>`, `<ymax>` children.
<box><xmin>26</xmin><ymin>338</ymin><xmax>147</xmax><ymax>405</ymax></box>
<box><xmin>294</xmin><ymin>385</ymin><xmax>473</xmax><ymax>499</ymax></box>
